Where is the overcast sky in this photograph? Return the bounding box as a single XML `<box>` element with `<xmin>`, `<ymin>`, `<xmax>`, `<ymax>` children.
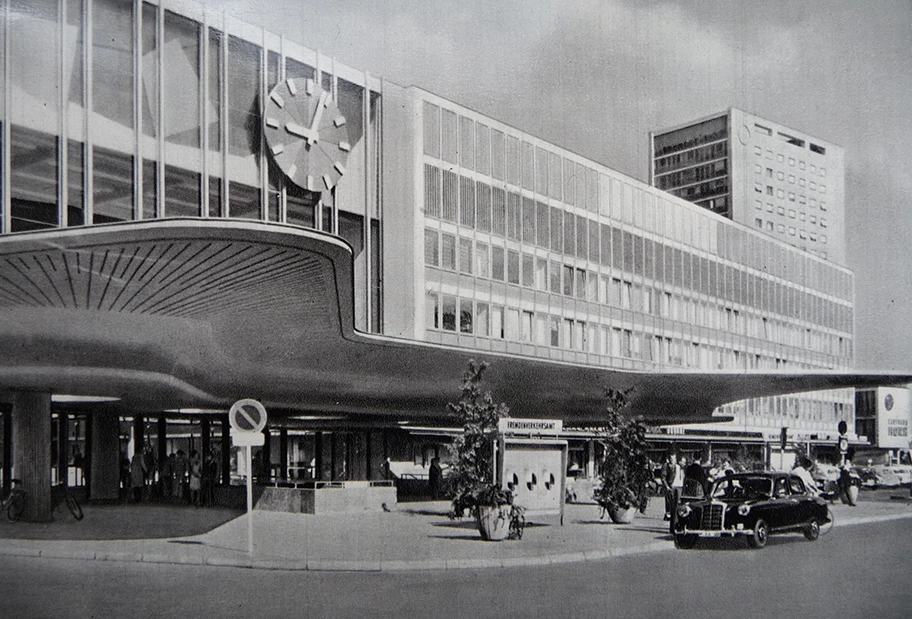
<box><xmin>221</xmin><ymin>0</ymin><xmax>912</xmax><ymax>372</ymax></box>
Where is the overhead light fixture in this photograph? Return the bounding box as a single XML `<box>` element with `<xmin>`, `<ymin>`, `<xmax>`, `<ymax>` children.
<box><xmin>289</xmin><ymin>415</ymin><xmax>347</xmax><ymax>421</ymax></box>
<box><xmin>52</xmin><ymin>395</ymin><xmax>121</xmax><ymax>403</ymax></box>
<box><xmin>163</xmin><ymin>408</ymin><xmax>227</xmax><ymax>414</ymax></box>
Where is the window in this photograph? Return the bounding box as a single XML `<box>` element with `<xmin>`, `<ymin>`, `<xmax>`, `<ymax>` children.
<box><xmin>441</xmin><ymin>295</ymin><xmax>457</xmax><ymax>331</ymax></box>
<box><xmin>522</xmin><ymin>253</ymin><xmax>534</xmax><ymax>287</ymax></box>
<box><xmin>424</xmin><ymin>229</ymin><xmax>439</xmax><ymax>265</ymax></box>
<box><xmin>550</xmin><ymin>316</ymin><xmax>560</xmax><ymax>347</ymax></box>
<box><xmin>766</xmin><ymin>221</ymin><xmax>774</xmax><ymax>231</ymax></box>
<box><xmin>788</xmin><ymin>209</ymin><xmax>796</xmax><ymax>219</ymax></box>
<box><xmin>777</xmin><ymin>206</ymin><xmax>785</xmax><ymax>215</ymax></box>
<box><xmin>459</xmin><ymin>299</ymin><xmax>473</xmax><ymax>333</ymax></box>
<box><xmin>766</xmin><ymin>186</ymin><xmax>773</xmax><ymax>196</ymax></box>
<box><xmin>550</xmin><ymin>259</ymin><xmax>561</xmax><ymax>293</ymax></box>
<box><xmin>766</xmin><ymin>168</ymin><xmax>773</xmax><ymax>178</ymax></box>
<box><xmin>535</xmin><ymin>258</ymin><xmax>548</xmax><ymax>291</ymax></box>
<box><xmin>505</xmin><ymin>309</ymin><xmax>520</xmax><ymax>340</ymax></box>
<box><xmin>491</xmin><ymin>305</ymin><xmax>504</xmax><ymax>338</ymax></box>
<box><xmin>491</xmin><ymin>246</ymin><xmax>505</xmax><ymax>280</ymax></box>
<box><xmin>426</xmin><ymin>292</ymin><xmax>439</xmax><ymax>329</ymax></box>
<box><xmin>576</xmin><ymin>269</ymin><xmax>587</xmax><ymax>299</ymax></box>
<box><xmin>755</xmin><ymin>218</ymin><xmax>763</xmax><ymax>228</ymax></box>
<box><xmin>563</xmin><ymin>265</ymin><xmax>574</xmax><ymax>296</ymax></box>
<box><xmin>458</xmin><ymin>238</ymin><xmax>473</xmax><ymax>274</ymax></box>
<box><xmin>441</xmin><ymin>233</ymin><xmax>456</xmax><ymax>270</ymax></box>
<box><xmin>521</xmin><ymin>311</ymin><xmax>534</xmax><ymax>342</ymax></box>
<box><xmin>476</xmin><ymin>303</ymin><xmax>490</xmax><ymax>336</ymax></box>
<box><xmin>507</xmin><ymin>250</ymin><xmax>520</xmax><ymax>284</ymax></box>
<box><xmin>476</xmin><ymin>242</ymin><xmax>489</xmax><ymax>277</ymax></box>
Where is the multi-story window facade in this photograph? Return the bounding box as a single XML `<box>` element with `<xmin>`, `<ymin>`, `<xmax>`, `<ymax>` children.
<box><xmin>650</xmin><ymin>109</ymin><xmax>846</xmax><ymax>266</ymax></box>
<box><xmin>0</xmin><ymin>1</ymin><xmax>857</xmax><ymax>436</ymax></box>
<box><xmin>416</xmin><ymin>94</ymin><xmax>854</xmax><ymax>434</ymax></box>
<box><xmin>0</xmin><ymin>0</ymin><xmax>382</xmax><ymax>331</ymax></box>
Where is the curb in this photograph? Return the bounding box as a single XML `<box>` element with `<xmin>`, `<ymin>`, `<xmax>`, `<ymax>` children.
<box><xmin>2</xmin><ymin>510</ymin><xmax>910</xmax><ymax>572</ymax></box>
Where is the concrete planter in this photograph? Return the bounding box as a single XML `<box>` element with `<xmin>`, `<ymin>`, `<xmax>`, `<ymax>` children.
<box><xmin>475</xmin><ymin>504</ymin><xmax>511</xmax><ymax>541</ymax></box>
<box><xmin>607</xmin><ymin>505</ymin><xmax>637</xmax><ymax>524</ymax></box>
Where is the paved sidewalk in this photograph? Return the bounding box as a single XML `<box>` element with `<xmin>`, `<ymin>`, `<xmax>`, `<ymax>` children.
<box><xmin>1</xmin><ymin>491</ymin><xmax>910</xmax><ymax>572</ymax></box>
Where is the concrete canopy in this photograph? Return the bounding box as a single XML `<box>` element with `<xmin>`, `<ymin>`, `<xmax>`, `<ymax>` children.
<box><xmin>0</xmin><ymin>219</ymin><xmax>909</xmax><ymax>426</ymax></box>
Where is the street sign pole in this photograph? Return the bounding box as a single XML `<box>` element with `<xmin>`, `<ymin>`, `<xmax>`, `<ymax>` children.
<box><xmin>228</xmin><ymin>399</ymin><xmax>268</xmax><ymax>556</ymax></box>
<box><xmin>246</xmin><ymin>444</ymin><xmax>253</xmax><ymax>555</ymax></box>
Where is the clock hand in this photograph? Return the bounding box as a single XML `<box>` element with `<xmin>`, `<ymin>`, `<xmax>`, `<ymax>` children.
<box><xmin>286</xmin><ymin>121</ymin><xmax>316</xmax><ymax>142</ymax></box>
<box><xmin>307</xmin><ymin>91</ymin><xmax>328</xmax><ymax>145</ymax></box>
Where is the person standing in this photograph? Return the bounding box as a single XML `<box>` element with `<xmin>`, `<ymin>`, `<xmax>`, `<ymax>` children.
<box><xmin>172</xmin><ymin>450</ymin><xmax>187</xmax><ymax>503</ymax></box>
<box><xmin>428</xmin><ymin>457</ymin><xmax>443</xmax><ymax>500</ymax></box>
<box><xmin>683</xmin><ymin>451</ymin><xmax>709</xmax><ymax>499</ymax></box>
<box><xmin>130</xmin><ymin>453</ymin><xmax>146</xmax><ymax>503</ymax></box>
<box><xmin>189</xmin><ymin>450</ymin><xmax>202</xmax><ymax>507</ymax></box>
<box><xmin>662</xmin><ymin>453</ymin><xmax>683</xmax><ymax>521</ymax></box>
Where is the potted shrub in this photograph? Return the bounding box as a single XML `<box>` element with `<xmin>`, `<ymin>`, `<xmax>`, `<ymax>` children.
<box><xmin>447</xmin><ymin>360</ymin><xmax>514</xmax><ymax>541</ymax></box>
<box><xmin>592</xmin><ymin>388</ymin><xmax>652</xmax><ymax>524</ymax></box>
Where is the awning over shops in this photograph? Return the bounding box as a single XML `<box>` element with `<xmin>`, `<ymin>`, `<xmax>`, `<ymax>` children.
<box><xmin>0</xmin><ymin>220</ymin><xmax>909</xmax><ymax>425</ymax></box>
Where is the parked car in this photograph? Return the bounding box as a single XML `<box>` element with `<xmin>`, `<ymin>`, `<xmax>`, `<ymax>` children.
<box><xmin>671</xmin><ymin>472</ymin><xmax>830</xmax><ymax>549</ymax></box>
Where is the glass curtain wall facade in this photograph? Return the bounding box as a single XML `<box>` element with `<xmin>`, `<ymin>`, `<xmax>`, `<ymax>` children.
<box><xmin>419</xmin><ymin>93</ymin><xmax>855</xmax><ymax>434</ymax></box>
<box><xmin>0</xmin><ymin>0</ymin><xmax>382</xmax><ymax>331</ymax></box>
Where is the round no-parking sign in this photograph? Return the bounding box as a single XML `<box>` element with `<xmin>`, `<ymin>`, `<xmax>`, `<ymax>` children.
<box><xmin>229</xmin><ymin>399</ymin><xmax>268</xmax><ymax>433</ymax></box>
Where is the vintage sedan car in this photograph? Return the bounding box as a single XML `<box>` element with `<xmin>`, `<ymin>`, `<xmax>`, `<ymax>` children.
<box><xmin>672</xmin><ymin>472</ymin><xmax>830</xmax><ymax>549</ymax></box>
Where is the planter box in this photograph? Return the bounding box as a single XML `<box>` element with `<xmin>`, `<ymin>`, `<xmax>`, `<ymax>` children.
<box><xmin>256</xmin><ymin>482</ymin><xmax>397</xmax><ymax>514</ymax></box>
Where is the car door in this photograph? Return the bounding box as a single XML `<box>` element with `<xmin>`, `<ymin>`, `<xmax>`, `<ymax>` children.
<box><xmin>766</xmin><ymin>476</ymin><xmax>793</xmax><ymax>529</ymax></box>
<box><xmin>787</xmin><ymin>475</ymin><xmax>812</xmax><ymax>526</ymax></box>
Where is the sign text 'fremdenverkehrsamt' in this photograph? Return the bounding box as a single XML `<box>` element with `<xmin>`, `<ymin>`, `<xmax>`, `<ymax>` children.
<box><xmin>498</xmin><ymin>418</ymin><xmax>563</xmax><ymax>435</ymax></box>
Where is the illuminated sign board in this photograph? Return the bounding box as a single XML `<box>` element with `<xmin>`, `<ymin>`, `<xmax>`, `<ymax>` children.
<box><xmin>877</xmin><ymin>388</ymin><xmax>911</xmax><ymax>449</ymax></box>
<box><xmin>498</xmin><ymin>418</ymin><xmax>563</xmax><ymax>435</ymax></box>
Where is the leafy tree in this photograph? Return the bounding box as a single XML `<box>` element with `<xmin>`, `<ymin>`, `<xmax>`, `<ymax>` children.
<box><xmin>447</xmin><ymin>360</ymin><xmax>512</xmax><ymax>518</ymax></box>
<box><xmin>593</xmin><ymin>388</ymin><xmax>652</xmax><ymax>514</ymax></box>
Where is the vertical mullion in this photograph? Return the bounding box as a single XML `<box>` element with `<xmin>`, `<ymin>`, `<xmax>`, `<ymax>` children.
<box><xmin>156</xmin><ymin>2</ymin><xmax>164</xmax><ymax>218</ymax></box>
<box><xmin>84</xmin><ymin>0</ymin><xmax>93</xmax><ymax>224</ymax></box>
<box><xmin>1</xmin><ymin>0</ymin><xmax>9</xmax><ymax>233</ymax></box>
<box><xmin>278</xmin><ymin>36</ymin><xmax>286</xmax><ymax>223</ymax></box>
<box><xmin>59</xmin><ymin>0</ymin><xmax>68</xmax><ymax>227</ymax></box>
<box><xmin>331</xmin><ymin>56</ymin><xmax>338</xmax><ymax>235</ymax></box>
<box><xmin>132</xmin><ymin>0</ymin><xmax>141</xmax><ymax>220</ymax></box>
<box><xmin>314</xmin><ymin>50</ymin><xmax>322</xmax><ymax>231</ymax></box>
<box><xmin>375</xmin><ymin>77</ymin><xmax>384</xmax><ymax>328</ymax></box>
<box><xmin>363</xmin><ymin>71</ymin><xmax>371</xmax><ymax>331</ymax></box>
<box><xmin>259</xmin><ymin>30</ymin><xmax>267</xmax><ymax>220</ymax></box>
<box><xmin>220</xmin><ymin>26</ymin><xmax>227</xmax><ymax>218</ymax></box>
<box><xmin>199</xmin><ymin>17</ymin><xmax>207</xmax><ymax>217</ymax></box>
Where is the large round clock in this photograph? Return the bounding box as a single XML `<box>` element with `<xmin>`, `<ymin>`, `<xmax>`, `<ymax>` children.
<box><xmin>263</xmin><ymin>78</ymin><xmax>350</xmax><ymax>192</ymax></box>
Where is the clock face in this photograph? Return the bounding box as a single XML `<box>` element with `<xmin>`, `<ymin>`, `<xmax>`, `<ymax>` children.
<box><xmin>263</xmin><ymin>78</ymin><xmax>350</xmax><ymax>191</ymax></box>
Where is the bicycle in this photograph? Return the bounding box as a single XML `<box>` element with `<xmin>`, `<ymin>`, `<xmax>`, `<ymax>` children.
<box><xmin>54</xmin><ymin>483</ymin><xmax>84</xmax><ymax>521</ymax></box>
<box><xmin>507</xmin><ymin>505</ymin><xmax>526</xmax><ymax>540</ymax></box>
<box><xmin>1</xmin><ymin>479</ymin><xmax>25</xmax><ymax>522</ymax></box>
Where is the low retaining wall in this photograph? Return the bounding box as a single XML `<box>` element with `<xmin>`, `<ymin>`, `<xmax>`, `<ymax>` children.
<box><xmin>256</xmin><ymin>482</ymin><xmax>397</xmax><ymax>514</ymax></box>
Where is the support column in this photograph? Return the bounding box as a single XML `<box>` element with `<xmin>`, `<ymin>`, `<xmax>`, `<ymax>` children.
<box><xmin>3</xmin><ymin>405</ymin><xmax>13</xmax><ymax>495</ymax></box>
<box><xmin>315</xmin><ymin>432</ymin><xmax>324</xmax><ymax>482</ymax></box>
<box><xmin>221</xmin><ymin>414</ymin><xmax>230</xmax><ymax>485</ymax></box>
<box><xmin>157</xmin><ymin>416</ymin><xmax>167</xmax><ymax>479</ymax></box>
<box><xmin>89</xmin><ymin>413</ymin><xmax>121</xmax><ymax>502</ymax></box>
<box><xmin>261</xmin><ymin>424</ymin><xmax>271</xmax><ymax>482</ymax></box>
<box><xmin>132</xmin><ymin>414</ymin><xmax>144</xmax><ymax>457</ymax></box>
<box><xmin>201</xmin><ymin>416</ymin><xmax>211</xmax><ymax>461</ymax></box>
<box><xmin>57</xmin><ymin>412</ymin><xmax>69</xmax><ymax>486</ymax></box>
<box><xmin>279</xmin><ymin>427</ymin><xmax>288</xmax><ymax>481</ymax></box>
<box><xmin>11</xmin><ymin>391</ymin><xmax>53</xmax><ymax>522</ymax></box>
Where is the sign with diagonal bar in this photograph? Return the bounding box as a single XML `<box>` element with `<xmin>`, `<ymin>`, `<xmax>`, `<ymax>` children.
<box><xmin>229</xmin><ymin>399</ymin><xmax>268</xmax><ymax>433</ymax></box>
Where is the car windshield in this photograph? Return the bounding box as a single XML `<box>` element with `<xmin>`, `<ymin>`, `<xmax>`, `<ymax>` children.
<box><xmin>710</xmin><ymin>476</ymin><xmax>773</xmax><ymax>499</ymax></box>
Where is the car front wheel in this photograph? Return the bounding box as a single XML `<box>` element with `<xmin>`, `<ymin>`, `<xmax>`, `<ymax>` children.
<box><xmin>748</xmin><ymin>519</ymin><xmax>768</xmax><ymax>549</ymax></box>
<box><xmin>804</xmin><ymin>518</ymin><xmax>820</xmax><ymax>541</ymax></box>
